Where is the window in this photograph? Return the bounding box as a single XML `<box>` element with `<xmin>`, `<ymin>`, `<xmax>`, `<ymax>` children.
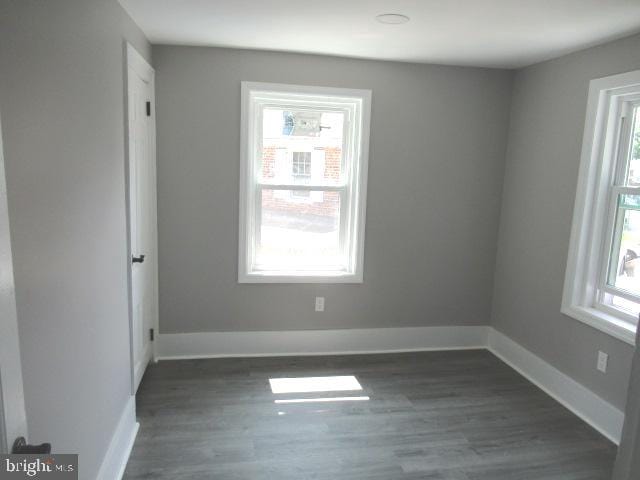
<box><xmin>239</xmin><ymin>82</ymin><xmax>371</xmax><ymax>283</ymax></box>
<box><xmin>563</xmin><ymin>70</ymin><xmax>640</xmax><ymax>345</ymax></box>
<box><xmin>292</xmin><ymin>151</ymin><xmax>311</xmax><ymax>179</ymax></box>
<box><xmin>291</xmin><ymin>151</ymin><xmax>312</xmax><ymax>198</ymax></box>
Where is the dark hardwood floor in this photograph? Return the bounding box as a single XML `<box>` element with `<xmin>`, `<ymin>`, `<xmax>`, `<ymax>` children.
<box><xmin>123</xmin><ymin>350</ymin><xmax>616</xmax><ymax>479</ymax></box>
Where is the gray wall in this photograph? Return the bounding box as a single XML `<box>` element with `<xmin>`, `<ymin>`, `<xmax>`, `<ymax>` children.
<box><xmin>491</xmin><ymin>33</ymin><xmax>640</xmax><ymax>410</ymax></box>
<box><xmin>0</xmin><ymin>0</ymin><xmax>150</xmax><ymax>477</ymax></box>
<box><xmin>154</xmin><ymin>46</ymin><xmax>513</xmax><ymax>334</ymax></box>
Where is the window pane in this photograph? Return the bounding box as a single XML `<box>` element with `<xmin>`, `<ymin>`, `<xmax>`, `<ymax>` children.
<box><xmin>261</xmin><ymin>108</ymin><xmax>344</xmax><ymax>185</ymax></box>
<box><xmin>257</xmin><ymin>189</ymin><xmax>343</xmax><ymax>271</ymax></box>
<box><xmin>608</xmin><ymin>194</ymin><xmax>640</xmax><ymax>295</ymax></box>
<box><xmin>624</xmin><ymin>107</ymin><xmax>640</xmax><ymax>186</ymax></box>
<box><xmin>610</xmin><ymin>294</ymin><xmax>640</xmax><ymax>316</ymax></box>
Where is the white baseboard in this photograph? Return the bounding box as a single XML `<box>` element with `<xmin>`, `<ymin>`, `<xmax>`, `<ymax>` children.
<box><xmin>155</xmin><ymin>325</ymin><xmax>624</xmax><ymax>445</ymax></box>
<box><xmin>96</xmin><ymin>396</ymin><xmax>139</xmax><ymax>480</ymax></box>
<box><xmin>157</xmin><ymin>326</ymin><xmax>490</xmax><ymax>359</ymax></box>
<box><xmin>487</xmin><ymin>328</ymin><xmax>624</xmax><ymax>444</ymax></box>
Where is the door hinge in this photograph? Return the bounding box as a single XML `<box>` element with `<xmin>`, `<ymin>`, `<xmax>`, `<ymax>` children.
<box><xmin>146</xmin><ymin>101</ymin><xmax>151</xmax><ymax>117</ymax></box>
<box><xmin>149</xmin><ymin>328</ymin><xmax>155</xmax><ymax>342</ymax></box>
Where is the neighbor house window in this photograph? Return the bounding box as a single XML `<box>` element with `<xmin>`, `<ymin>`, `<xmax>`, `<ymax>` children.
<box><xmin>563</xmin><ymin>70</ymin><xmax>640</xmax><ymax>345</ymax></box>
<box><xmin>239</xmin><ymin>82</ymin><xmax>371</xmax><ymax>283</ymax></box>
<box><xmin>291</xmin><ymin>151</ymin><xmax>312</xmax><ymax>198</ymax></box>
<box><xmin>292</xmin><ymin>151</ymin><xmax>312</xmax><ymax>179</ymax></box>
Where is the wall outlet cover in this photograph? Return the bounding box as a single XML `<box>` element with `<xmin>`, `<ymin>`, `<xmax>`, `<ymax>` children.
<box><xmin>597</xmin><ymin>351</ymin><xmax>608</xmax><ymax>373</ymax></box>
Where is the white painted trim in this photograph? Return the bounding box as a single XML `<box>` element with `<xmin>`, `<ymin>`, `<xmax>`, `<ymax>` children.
<box><xmin>561</xmin><ymin>305</ymin><xmax>636</xmax><ymax>345</ymax></box>
<box><xmin>562</xmin><ymin>69</ymin><xmax>640</xmax><ymax>345</ymax></box>
<box><xmin>157</xmin><ymin>326</ymin><xmax>490</xmax><ymax>359</ymax></box>
<box><xmin>126</xmin><ymin>43</ymin><xmax>154</xmax><ymax>80</ymax></box>
<box><xmin>487</xmin><ymin>328</ymin><xmax>624</xmax><ymax>445</ymax></box>
<box><xmin>238</xmin><ymin>81</ymin><xmax>371</xmax><ymax>284</ymax></box>
<box><xmin>96</xmin><ymin>396</ymin><xmax>139</xmax><ymax>480</ymax></box>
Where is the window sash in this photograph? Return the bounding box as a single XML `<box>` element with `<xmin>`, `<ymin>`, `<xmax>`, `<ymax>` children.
<box><xmin>252</xmin><ymin>186</ymin><xmax>350</xmax><ymax>272</ymax></box>
<box><xmin>251</xmin><ymin>107</ymin><xmax>354</xmax><ymax>273</ymax></box>
<box><xmin>256</xmin><ymin>105</ymin><xmax>351</xmax><ymax>187</ymax></box>
<box><xmin>595</xmin><ymin>297</ymin><xmax>639</xmax><ymax>323</ymax></box>
<box><xmin>613</xmin><ymin>101</ymin><xmax>640</xmax><ymax>186</ymax></box>
<box><xmin>596</xmin><ymin>99</ymin><xmax>640</xmax><ymax>313</ymax></box>
<box><xmin>256</xmin><ymin>183</ymin><xmax>345</xmax><ymax>191</ymax></box>
<box><xmin>239</xmin><ymin>82</ymin><xmax>370</xmax><ymax>282</ymax></box>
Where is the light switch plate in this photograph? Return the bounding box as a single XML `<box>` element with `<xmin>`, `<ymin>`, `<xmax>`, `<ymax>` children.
<box><xmin>315</xmin><ymin>297</ymin><xmax>325</xmax><ymax>312</ymax></box>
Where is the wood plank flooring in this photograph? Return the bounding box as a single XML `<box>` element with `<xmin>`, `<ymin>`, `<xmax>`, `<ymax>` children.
<box><xmin>123</xmin><ymin>350</ymin><xmax>616</xmax><ymax>479</ymax></box>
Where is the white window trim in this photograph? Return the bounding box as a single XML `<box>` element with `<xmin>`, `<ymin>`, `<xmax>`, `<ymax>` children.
<box><xmin>562</xmin><ymin>70</ymin><xmax>640</xmax><ymax>346</ymax></box>
<box><xmin>238</xmin><ymin>81</ymin><xmax>371</xmax><ymax>283</ymax></box>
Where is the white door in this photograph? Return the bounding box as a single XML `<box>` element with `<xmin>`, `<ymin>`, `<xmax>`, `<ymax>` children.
<box><xmin>0</xmin><ymin>112</ymin><xmax>28</xmax><ymax>452</ymax></box>
<box><xmin>127</xmin><ymin>45</ymin><xmax>158</xmax><ymax>392</ymax></box>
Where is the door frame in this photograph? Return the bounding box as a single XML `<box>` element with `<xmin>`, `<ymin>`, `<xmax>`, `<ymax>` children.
<box><xmin>0</xmin><ymin>110</ymin><xmax>28</xmax><ymax>452</ymax></box>
<box><xmin>125</xmin><ymin>43</ymin><xmax>159</xmax><ymax>394</ymax></box>
<box><xmin>613</xmin><ymin>325</ymin><xmax>640</xmax><ymax>479</ymax></box>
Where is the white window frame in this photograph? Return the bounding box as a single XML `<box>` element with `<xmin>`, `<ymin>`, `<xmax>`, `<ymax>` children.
<box><xmin>238</xmin><ymin>82</ymin><xmax>371</xmax><ymax>283</ymax></box>
<box><xmin>562</xmin><ymin>70</ymin><xmax>640</xmax><ymax>346</ymax></box>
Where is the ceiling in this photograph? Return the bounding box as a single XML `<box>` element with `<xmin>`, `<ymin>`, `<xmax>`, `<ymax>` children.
<box><xmin>119</xmin><ymin>0</ymin><xmax>640</xmax><ymax>69</ymax></box>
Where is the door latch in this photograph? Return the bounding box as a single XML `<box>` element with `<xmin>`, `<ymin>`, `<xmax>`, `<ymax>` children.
<box><xmin>132</xmin><ymin>254</ymin><xmax>145</xmax><ymax>264</ymax></box>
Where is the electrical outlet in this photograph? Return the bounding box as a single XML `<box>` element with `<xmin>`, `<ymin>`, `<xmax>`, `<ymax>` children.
<box><xmin>597</xmin><ymin>351</ymin><xmax>608</xmax><ymax>373</ymax></box>
<box><xmin>315</xmin><ymin>296</ymin><xmax>325</xmax><ymax>312</ymax></box>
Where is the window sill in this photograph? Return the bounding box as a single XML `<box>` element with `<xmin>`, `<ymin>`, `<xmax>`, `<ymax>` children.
<box><xmin>239</xmin><ymin>271</ymin><xmax>363</xmax><ymax>284</ymax></box>
<box><xmin>561</xmin><ymin>304</ymin><xmax>637</xmax><ymax>346</ymax></box>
